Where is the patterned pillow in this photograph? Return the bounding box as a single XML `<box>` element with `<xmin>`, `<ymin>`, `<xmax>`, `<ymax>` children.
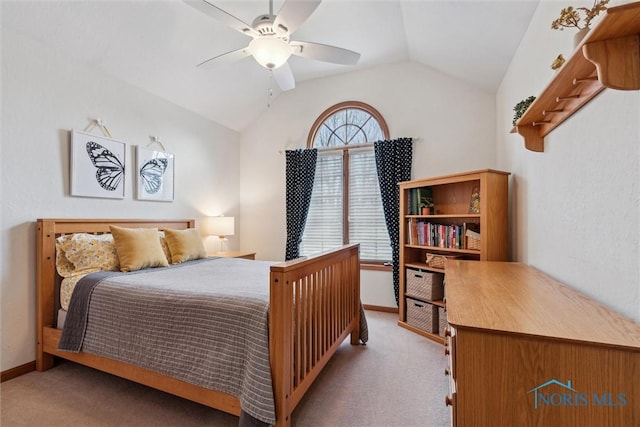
<box><xmin>56</xmin><ymin>233</ymin><xmax>119</xmax><ymax>275</ymax></box>
<box><xmin>59</xmin><ymin>272</ymin><xmax>97</xmax><ymax>310</ymax></box>
<box><xmin>55</xmin><ymin>239</ymin><xmax>76</xmax><ymax>277</ymax></box>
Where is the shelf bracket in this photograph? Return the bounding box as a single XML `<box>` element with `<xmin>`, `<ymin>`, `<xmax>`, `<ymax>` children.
<box><xmin>515</xmin><ymin>124</ymin><xmax>544</xmax><ymax>152</ymax></box>
<box><xmin>583</xmin><ymin>34</ymin><xmax>640</xmax><ymax>90</ymax></box>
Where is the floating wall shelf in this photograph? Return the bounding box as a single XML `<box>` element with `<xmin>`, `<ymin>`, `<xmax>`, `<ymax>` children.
<box><xmin>512</xmin><ymin>2</ymin><xmax>640</xmax><ymax>152</ymax></box>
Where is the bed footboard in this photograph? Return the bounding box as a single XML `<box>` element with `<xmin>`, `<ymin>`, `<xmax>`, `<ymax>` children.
<box><xmin>269</xmin><ymin>244</ymin><xmax>360</xmax><ymax>427</ymax></box>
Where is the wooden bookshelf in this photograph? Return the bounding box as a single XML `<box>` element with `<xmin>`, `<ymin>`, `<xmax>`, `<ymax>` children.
<box><xmin>397</xmin><ymin>169</ymin><xmax>510</xmax><ymax>344</ymax></box>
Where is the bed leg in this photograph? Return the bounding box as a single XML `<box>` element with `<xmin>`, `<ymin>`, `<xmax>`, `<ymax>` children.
<box><xmin>350</xmin><ymin>327</ymin><xmax>360</xmax><ymax>345</ymax></box>
<box><xmin>36</xmin><ymin>352</ymin><xmax>54</xmax><ymax>372</ymax></box>
<box><xmin>351</xmin><ymin>331</ymin><xmax>360</xmax><ymax>345</ymax></box>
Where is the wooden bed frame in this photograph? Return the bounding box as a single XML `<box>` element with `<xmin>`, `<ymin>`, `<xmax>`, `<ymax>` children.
<box><xmin>36</xmin><ymin>218</ymin><xmax>361</xmax><ymax>427</ymax></box>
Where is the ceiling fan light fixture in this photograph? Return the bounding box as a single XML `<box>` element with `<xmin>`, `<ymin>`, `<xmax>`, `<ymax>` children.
<box><xmin>249</xmin><ymin>37</ymin><xmax>292</xmax><ymax>69</ymax></box>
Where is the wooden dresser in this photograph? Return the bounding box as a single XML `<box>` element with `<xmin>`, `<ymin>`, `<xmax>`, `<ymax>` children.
<box><xmin>444</xmin><ymin>260</ymin><xmax>640</xmax><ymax>426</ymax></box>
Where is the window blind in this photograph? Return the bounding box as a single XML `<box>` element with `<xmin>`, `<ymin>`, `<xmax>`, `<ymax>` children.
<box><xmin>300</xmin><ymin>153</ymin><xmax>343</xmax><ymax>255</ymax></box>
<box><xmin>349</xmin><ymin>148</ymin><xmax>391</xmax><ymax>262</ymax></box>
<box><xmin>300</xmin><ymin>148</ymin><xmax>391</xmax><ymax>262</ymax></box>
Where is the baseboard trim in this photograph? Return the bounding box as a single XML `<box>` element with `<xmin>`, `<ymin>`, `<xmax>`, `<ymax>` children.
<box><xmin>1</xmin><ymin>361</ymin><xmax>36</xmax><ymax>382</ymax></box>
<box><xmin>363</xmin><ymin>304</ymin><xmax>398</xmax><ymax>313</ymax></box>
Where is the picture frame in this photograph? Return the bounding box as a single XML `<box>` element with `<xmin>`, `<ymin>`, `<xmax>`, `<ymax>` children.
<box><xmin>70</xmin><ymin>129</ymin><xmax>126</xmax><ymax>199</ymax></box>
<box><xmin>136</xmin><ymin>146</ymin><xmax>174</xmax><ymax>202</ymax></box>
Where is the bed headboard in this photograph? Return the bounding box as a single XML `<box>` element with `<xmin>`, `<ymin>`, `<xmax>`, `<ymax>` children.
<box><xmin>36</xmin><ymin>218</ymin><xmax>195</xmax><ymax>359</ymax></box>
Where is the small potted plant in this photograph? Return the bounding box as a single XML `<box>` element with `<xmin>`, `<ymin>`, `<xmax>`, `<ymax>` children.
<box><xmin>551</xmin><ymin>0</ymin><xmax>609</xmax><ymax>46</ymax></box>
<box><xmin>420</xmin><ymin>197</ymin><xmax>434</xmax><ymax>215</ymax></box>
<box><xmin>512</xmin><ymin>96</ymin><xmax>536</xmax><ymax>127</ymax></box>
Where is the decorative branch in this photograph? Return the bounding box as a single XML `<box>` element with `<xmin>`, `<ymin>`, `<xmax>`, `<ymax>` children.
<box><xmin>551</xmin><ymin>0</ymin><xmax>609</xmax><ymax>30</ymax></box>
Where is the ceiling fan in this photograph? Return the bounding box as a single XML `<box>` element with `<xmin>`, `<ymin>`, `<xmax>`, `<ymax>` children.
<box><xmin>184</xmin><ymin>0</ymin><xmax>361</xmax><ymax>91</ymax></box>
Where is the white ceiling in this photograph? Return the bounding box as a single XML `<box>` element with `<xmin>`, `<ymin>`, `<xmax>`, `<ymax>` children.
<box><xmin>2</xmin><ymin>0</ymin><xmax>539</xmax><ymax>132</ymax></box>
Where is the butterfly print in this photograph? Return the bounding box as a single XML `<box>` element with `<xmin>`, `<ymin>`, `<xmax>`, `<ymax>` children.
<box><xmin>139</xmin><ymin>158</ymin><xmax>168</xmax><ymax>194</ymax></box>
<box><xmin>86</xmin><ymin>141</ymin><xmax>124</xmax><ymax>191</ymax></box>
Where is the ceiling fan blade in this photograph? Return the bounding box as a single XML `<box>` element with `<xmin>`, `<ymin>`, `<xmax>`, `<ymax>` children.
<box><xmin>273</xmin><ymin>0</ymin><xmax>321</xmax><ymax>36</ymax></box>
<box><xmin>183</xmin><ymin>0</ymin><xmax>259</xmax><ymax>37</ymax></box>
<box><xmin>197</xmin><ymin>47</ymin><xmax>251</xmax><ymax>69</ymax></box>
<box><xmin>272</xmin><ymin>63</ymin><xmax>296</xmax><ymax>91</ymax></box>
<box><xmin>291</xmin><ymin>41</ymin><xmax>360</xmax><ymax>65</ymax></box>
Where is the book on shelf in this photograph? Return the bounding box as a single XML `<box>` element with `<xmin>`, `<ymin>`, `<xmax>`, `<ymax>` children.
<box><xmin>407</xmin><ymin>187</ymin><xmax>433</xmax><ymax>215</ymax></box>
<box><xmin>407</xmin><ymin>219</ymin><xmax>474</xmax><ymax>249</ymax></box>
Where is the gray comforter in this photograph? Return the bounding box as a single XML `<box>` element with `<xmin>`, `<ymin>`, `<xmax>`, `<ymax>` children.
<box><xmin>59</xmin><ymin>257</ymin><xmax>276</xmax><ymax>425</ymax></box>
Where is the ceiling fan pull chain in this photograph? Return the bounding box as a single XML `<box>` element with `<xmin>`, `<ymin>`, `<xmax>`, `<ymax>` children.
<box><xmin>267</xmin><ymin>71</ymin><xmax>274</xmax><ymax>108</ymax></box>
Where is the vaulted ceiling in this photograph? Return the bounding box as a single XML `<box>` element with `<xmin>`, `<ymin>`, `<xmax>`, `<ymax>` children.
<box><xmin>3</xmin><ymin>0</ymin><xmax>539</xmax><ymax>132</ymax></box>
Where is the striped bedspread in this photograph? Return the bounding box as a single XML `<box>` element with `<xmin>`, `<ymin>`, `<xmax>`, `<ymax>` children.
<box><xmin>59</xmin><ymin>257</ymin><xmax>277</xmax><ymax>425</ymax></box>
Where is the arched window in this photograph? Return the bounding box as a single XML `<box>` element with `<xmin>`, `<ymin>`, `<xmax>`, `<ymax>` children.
<box><xmin>300</xmin><ymin>101</ymin><xmax>391</xmax><ymax>264</ymax></box>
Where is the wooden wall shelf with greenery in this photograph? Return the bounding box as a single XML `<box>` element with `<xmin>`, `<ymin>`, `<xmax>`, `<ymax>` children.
<box><xmin>512</xmin><ymin>2</ymin><xmax>640</xmax><ymax>152</ymax></box>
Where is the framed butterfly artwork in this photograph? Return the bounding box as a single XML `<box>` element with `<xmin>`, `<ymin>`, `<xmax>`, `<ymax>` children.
<box><xmin>70</xmin><ymin>130</ymin><xmax>126</xmax><ymax>199</ymax></box>
<box><xmin>136</xmin><ymin>146</ymin><xmax>174</xmax><ymax>202</ymax></box>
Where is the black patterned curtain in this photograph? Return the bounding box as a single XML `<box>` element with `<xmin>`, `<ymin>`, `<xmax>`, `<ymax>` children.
<box><xmin>374</xmin><ymin>138</ymin><xmax>413</xmax><ymax>306</ymax></box>
<box><xmin>285</xmin><ymin>149</ymin><xmax>318</xmax><ymax>261</ymax></box>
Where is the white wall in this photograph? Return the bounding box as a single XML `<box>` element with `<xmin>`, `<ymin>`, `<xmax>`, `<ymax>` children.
<box><xmin>0</xmin><ymin>28</ymin><xmax>241</xmax><ymax>371</ymax></box>
<box><xmin>239</xmin><ymin>61</ymin><xmax>497</xmax><ymax>307</ymax></box>
<box><xmin>497</xmin><ymin>1</ymin><xmax>639</xmax><ymax>321</ymax></box>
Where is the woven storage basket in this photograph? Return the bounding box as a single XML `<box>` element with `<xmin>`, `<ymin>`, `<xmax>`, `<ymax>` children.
<box><xmin>406</xmin><ymin>297</ymin><xmax>438</xmax><ymax>333</ymax></box>
<box><xmin>466</xmin><ymin>235</ymin><xmax>480</xmax><ymax>251</ymax></box>
<box><xmin>425</xmin><ymin>253</ymin><xmax>460</xmax><ymax>269</ymax></box>
<box><xmin>406</xmin><ymin>268</ymin><xmax>444</xmax><ymax>301</ymax></box>
<box><xmin>438</xmin><ymin>306</ymin><xmax>448</xmax><ymax>337</ymax></box>
<box><xmin>465</xmin><ymin>229</ymin><xmax>481</xmax><ymax>251</ymax></box>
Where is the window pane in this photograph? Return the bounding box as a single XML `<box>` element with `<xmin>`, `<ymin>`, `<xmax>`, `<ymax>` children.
<box><xmin>362</xmin><ymin>118</ymin><xmax>385</xmax><ymax>142</ymax></box>
<box><xmin>313</xmin><ymin>108</ymin><xmax>385</xmax><ymax>147</ymax></box>
<box><xmin>349</xmin><ymin>149</ymin><xmax>392</xmax><ymax>261</ymax></box>
<box><xmin>300</xmin><ymin>153</ymin><xmax>343</xmax><ymax>256</ymax></box>
<box><xmin>304</xmin><ymin>102</ymin><xmax>390</xmax><ymax>263</ymax></box>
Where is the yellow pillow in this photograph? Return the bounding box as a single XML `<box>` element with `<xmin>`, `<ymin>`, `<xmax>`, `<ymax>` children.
<box><xmin>157</xmin><ymin>231</ymin><xmax>173</xmax><ymax>262</ymax></box>
<box><xmin>109</xmin><ymin>226</ymin><xmax>169</xmax><ymax>272</ymax></box>
<box><xmin>164</xmin><ymin>228</ymin><xmax>207</xmax><ymax>264</ymax></box>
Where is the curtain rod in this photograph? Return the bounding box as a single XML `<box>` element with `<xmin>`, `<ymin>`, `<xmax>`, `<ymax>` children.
<box><xmin>278</xmin><ymin>137</ymin><xmax>421</xmax><ymax>155</ymax></box>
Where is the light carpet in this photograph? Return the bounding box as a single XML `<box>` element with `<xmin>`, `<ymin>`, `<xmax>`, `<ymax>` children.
<box><xmin>1</xmin><ymin>311</ymin><xmax>451</xmax><ymax>427</ymax></box>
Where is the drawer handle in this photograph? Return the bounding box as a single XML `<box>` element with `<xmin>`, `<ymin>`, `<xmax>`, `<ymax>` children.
<box><xmin>444</xmin><ymin>348</ymin><xmax>450</xmax><ymax>356</ymax></box>
<box><xmin>445</xmin><ymin>395</ymin><xmax>453</xmax><ymax>407</ymax></box>
<box><xmin>445</xmin><ymin>368</ymin><xmax>450</xmax><ymax>376</ymax></box>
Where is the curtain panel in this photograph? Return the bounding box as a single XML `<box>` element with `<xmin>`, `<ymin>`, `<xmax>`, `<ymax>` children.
<box><xmin>374</xmin><ymin>138</ymin><xmax>413</xmax><ymax>305</ymax></box>
<box><xmin>284</xmin><ymin>149</ymin><xmax>318</xmax><ymax>261</ymax></box>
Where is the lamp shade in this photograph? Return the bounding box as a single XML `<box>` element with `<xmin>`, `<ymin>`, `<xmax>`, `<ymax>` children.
<box><xmin>249</xmin><ymin>37</ymin><xmax>291</xmax><ymax>69</ymax></box>
<box><xmin>207</xmin><ymin>216</ymin><xmax>235</xmax><ymax>237</ymax></box>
